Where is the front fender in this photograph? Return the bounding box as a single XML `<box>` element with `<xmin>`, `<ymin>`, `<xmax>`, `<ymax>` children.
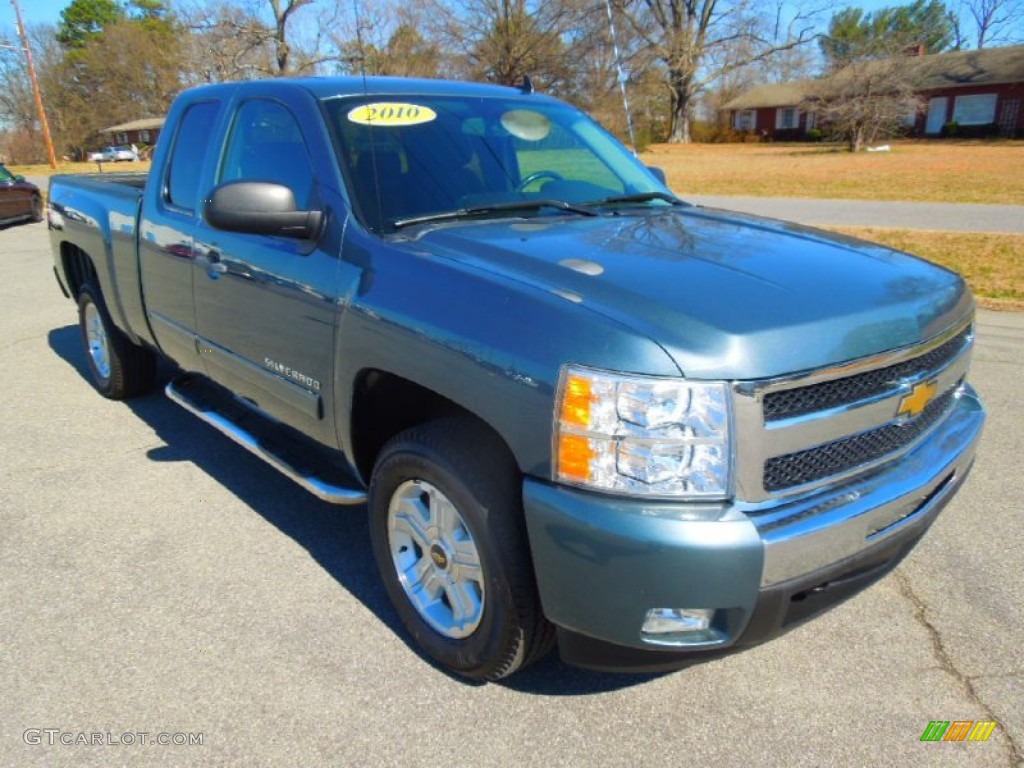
<box><xmin>334</xmin><ymin>227</ymin><xmax>680</xmax><ymax>478</ymax></box>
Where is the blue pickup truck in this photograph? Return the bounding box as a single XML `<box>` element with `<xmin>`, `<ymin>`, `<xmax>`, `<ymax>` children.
<box><xmin>48</xmin><ymin>77</ymin><xmax>985</xmax><ymax>680</ymax></box>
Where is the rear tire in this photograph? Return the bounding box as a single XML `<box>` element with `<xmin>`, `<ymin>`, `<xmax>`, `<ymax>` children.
<box><xmin>368</xmin><ymin>417</ymin><xmax>554</xmax><ymax>680</ymax></box>
<box><xmin>30</xmin><ymin>194</ymin><xmax>43</xmax><ymax>223</ymax></box>
<box><xmin>77</xmin><ymin>281</ymin><xmax>156</xmax><ymax>399</ymax></box>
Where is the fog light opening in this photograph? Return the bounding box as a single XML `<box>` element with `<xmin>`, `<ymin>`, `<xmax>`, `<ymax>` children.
<box><xmin>641</xmin><ymin>608</ymin><xmax>723</xmax><ymax>646</ymax></box>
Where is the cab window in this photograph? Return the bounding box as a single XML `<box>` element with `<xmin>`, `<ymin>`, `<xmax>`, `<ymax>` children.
<box><xmin>219</xmin><ymin>100</ymin><xmax>315</xmax><ymax>210</ymax></box>
<box><xmin>166</xmin><ymin>100</ymin><xmax>220</xmax><ymax>212</ymax></box>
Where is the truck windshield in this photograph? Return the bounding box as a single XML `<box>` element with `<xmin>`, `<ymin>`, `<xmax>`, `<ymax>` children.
<box><xmin>323</xmin><ymin>94</ymin><xmax>671</xmax><ymax>232</ymax></box>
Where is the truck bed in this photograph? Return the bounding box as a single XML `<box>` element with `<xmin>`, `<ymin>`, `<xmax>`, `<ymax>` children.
<box><xmin>52</xmin><ymin>172</ymin><xmax>148</xmax><ymax>198</ymax></box>
<box><xmin>48</xmin><ymin>171</ymin><xmax>150</xmax><ymax>348</ymax></box>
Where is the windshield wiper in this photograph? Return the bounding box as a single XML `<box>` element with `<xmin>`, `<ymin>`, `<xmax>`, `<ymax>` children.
<box><xmin>392</xmin><ymin>199</ymin><xmax>599</xmax><ymax>229</ymax></box>
<box><xmin>587</xmin><ymin>191</ymin><xmax>685</xmax><ymax>207</ymax></box>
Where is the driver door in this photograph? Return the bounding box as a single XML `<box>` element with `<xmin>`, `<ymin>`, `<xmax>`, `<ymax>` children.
<box><xmin>192</xmin><ymin>95</ymin><xmax>343</xmax><ymax>447</ymax></box>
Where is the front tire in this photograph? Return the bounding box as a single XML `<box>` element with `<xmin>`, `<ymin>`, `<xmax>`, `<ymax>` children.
<box><xmin>368</xmin><ymin>418</ymin><xmax>554</xmax><ymax>680</ymax></box>
<box><xmin>30</xmin><ymin>194</ymin><xmax>43</xmax><ymax>223</ymax></box>
<box><xmin>77</xmin><ymin>281</ymin><xmax>156</xmax><ymax>399</ymax></box>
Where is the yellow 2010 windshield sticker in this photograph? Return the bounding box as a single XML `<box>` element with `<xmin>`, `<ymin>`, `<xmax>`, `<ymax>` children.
<box><xmin>347</xmin><ymin>103</ymin><xmax>437</xmax><ymax>126</ymax></box>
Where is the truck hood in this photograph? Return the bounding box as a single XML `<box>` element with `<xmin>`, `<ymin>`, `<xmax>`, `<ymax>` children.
<box><xmin>396</xmin><ymin>206</ymin><xmax>972</xmax><ymax>380</ymax></box>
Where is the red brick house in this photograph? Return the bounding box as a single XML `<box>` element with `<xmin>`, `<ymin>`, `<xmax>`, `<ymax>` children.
<box><xmin>723</xmin><ymin>81</ymin><xmax>818</xmax><ymax>140</ymax></box>
<box><xmin>723</xmin><ymin>44</ymin><xmax>1024</xmax><ymax>139</ymax></box>
<box><xmin>99</xmin><ymin>117</ymin><xmax>165</xmax><ymax>148</ymax></box>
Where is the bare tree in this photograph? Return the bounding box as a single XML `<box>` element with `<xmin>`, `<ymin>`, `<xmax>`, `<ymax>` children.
<box><xmin>267</xmin><ymin>0</ymin><xmax>315</xmax><ymax>73</ymax></box>
<box><xmin>367</xmin><ymin>24</ymin><xmax>443</xmax><ymax>77</ymax></box>
<box><xmin>955</xmin><ymin>0</ymin><xmax>1024</xmax><ymax>47</ymax></box>
<box><xmin>178</xmin><ymin>0</ymin><xmax>342</xmax><ymax>79</ymax></box>
<box><xmin>613</xmin><ymin>0</ymin><xmax>824</xmax><ymax>143</ymax></box>
<box><xmin>437</xmin><ymin>0</ymin><xmax>587</xmax><ymax>91</ymax></box>
<box><xmin>336</xmin><ymin>1</ymin><xmax>443</xmax><ymax>78</ymax></box>
<box><xmin>0</xmin><ymin>29</ymin><xmax>35</xmax><ymax>131</ymax></box>
<box><xmin>0</xmin><ymin>31</ymin><xmax>39</xmax><ymax>162</ymax></box>
<box><xmin>179</xmin><ymin>2</ymin><xmax>276</xmax><ymax>82</ymax></box>
<box><xmin>804</xmin><ymin>54</ymin><xmax>926</xmax><ymax>152</ymax></box>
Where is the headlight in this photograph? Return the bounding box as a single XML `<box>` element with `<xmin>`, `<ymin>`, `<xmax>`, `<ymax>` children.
<box><xmin>554</xmin><ymin>365</ymin><xmax>732</xmax><ymax>499</ymax></box>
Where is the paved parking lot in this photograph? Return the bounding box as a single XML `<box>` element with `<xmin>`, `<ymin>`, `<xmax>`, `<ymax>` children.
<box><xmin>685</xmin><ymin>195</ymin><xmax>1024</xmax><ymax>234</ymax></box>
<box><xmin>1</xmin><ymin>220</ymin><xmax>1021</xmax><ymax>766</ymax></box>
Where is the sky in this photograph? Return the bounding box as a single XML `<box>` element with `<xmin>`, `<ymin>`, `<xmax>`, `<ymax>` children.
<box><xmin>2</xmin><ymin>0</ymin><xmax>72</xmax><ymax>29</ymax></box>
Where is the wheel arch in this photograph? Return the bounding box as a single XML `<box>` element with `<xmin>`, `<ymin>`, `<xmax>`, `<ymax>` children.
<box><xmin>60</xmin><ymin>241</ymin><xmax>98</xmax><ymax>300</ymax></box>
<box><xmin>349</xmin><ymin>368</ymin><xmax>519</xmax><ymax>486</ymax></box>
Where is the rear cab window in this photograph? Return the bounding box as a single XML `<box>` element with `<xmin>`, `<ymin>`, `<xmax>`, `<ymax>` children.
<box><xmin>165</xmin><ymin>100</ymin><xmax>222</xmax><ymax>214</ymax></box>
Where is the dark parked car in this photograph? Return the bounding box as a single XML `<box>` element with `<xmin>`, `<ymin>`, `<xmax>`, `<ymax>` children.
<box><xmin>0</xmin><ymin>164</ymin><xmax>43</xmax><ymax>226</ymax></box>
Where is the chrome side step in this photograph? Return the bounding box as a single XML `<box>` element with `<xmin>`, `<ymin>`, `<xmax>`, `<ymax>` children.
<box><xmin>166</xmin><ymin>378</ymin><xmax>367</xmax><ymax>505</ymax></box>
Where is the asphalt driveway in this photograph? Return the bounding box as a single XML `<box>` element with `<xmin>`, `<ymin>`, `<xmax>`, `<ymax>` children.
<box><xmin>685</xmin><ymin>195</ymin><xmax>1024</xmax><ymax>233</ymax></box>
<box><xmin>1</xmin><ymin>221</ymin><xmax>1021</xmax><ymax>767</ymax></box>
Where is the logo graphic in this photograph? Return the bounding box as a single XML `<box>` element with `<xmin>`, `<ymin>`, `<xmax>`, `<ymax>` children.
<box><xmin>429</xmin><ymin>544</ymin><xmax>449</xmax><ymax>570</ymax></box>
<box><xmin>920</xmin><ymin>720</ymin><xmax>997</xmax><ymax>742</ymax></box>
<box><xmin>898</xmin><ymin>379</ymin><xmax>938</xmax><ymax>420</ymax></box>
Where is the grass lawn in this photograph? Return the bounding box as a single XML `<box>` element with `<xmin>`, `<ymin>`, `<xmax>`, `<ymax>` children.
<box><xmin>642</xmin><ymin>139</ymin><xmax>1024</xmax><ymax>205</ymax></box>
<box><xmin>10</xmin><ymin>161</ymin><xmax>153</xmax><ymax>177</ymax></box>
<box><xmin>641</xmin><ymin>139</ymin><xmax>1024</xmax><ymax>311</ymax></box>
<box><xmin>830</xmin><ymin>227</ymin><xmax>1024</xmax><ymax>311</ymax></box>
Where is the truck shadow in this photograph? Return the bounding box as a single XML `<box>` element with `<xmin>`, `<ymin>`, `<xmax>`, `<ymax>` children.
<box><xmin>0</xmin><ymin>218</ymin><xmax>43</xmax><ymax>231</ymax></box>
<box><xmin>49</xmin><ymin>324</ymin><xmax>677</xmax><ymax>695</ymax></box>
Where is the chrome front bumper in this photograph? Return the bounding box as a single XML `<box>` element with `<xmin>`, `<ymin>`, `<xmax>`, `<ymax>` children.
<box><xmin>524</xmin><ymin>384</ymin><xmax>984</xmax><ymax>662</ymax></box>
<box><xmin>749</xmin><ymin>384</ymin><xmax>984</xmax><ymax>586</ymax></box>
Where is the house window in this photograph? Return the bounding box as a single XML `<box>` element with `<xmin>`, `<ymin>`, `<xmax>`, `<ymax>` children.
<box><xmin>776</xmin><ymin>107</ymin><xmax>798</xmax><ymax>130</ymax></box>
<box><xmin>734</xmin><ymin>110</ymin><xmax>756</xmax><ymax>132</ymax></box>
<box><xmin>805</xmin><ymin>111</ymin><xmax>816</xmax><ymax>130</ymax></box>
<box><xmin>140</xmin><ymin>130</ymin><xmax>151</xmax><ymax>143</ymax></box>
<box><xmin>953</xmin><ymin>93</ymin><xmax>997</xmax><ymax>125</ymax></box>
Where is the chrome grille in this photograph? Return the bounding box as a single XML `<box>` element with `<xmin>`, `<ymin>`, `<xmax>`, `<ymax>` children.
<box><xmin>763</xmin><ymin>325</ymin><xmax>971</xmax><ymax>421</ymax></box>
<box><xmin>733</xmin><ymin>318</ymin><xmax>975</xmax><ymax>503</ymax></box>
<box><xmin>763</xmin><ymin>387</ymin><xmax>957</xmax><ymax>492</ymax></box>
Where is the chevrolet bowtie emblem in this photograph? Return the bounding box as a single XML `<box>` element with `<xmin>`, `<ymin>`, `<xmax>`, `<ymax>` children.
<box><xmin>898</xmin><ymin>380</ymin><xmax>937</xmax><ymax>420</ymax></box>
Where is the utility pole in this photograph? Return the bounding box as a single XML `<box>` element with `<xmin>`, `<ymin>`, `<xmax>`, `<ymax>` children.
<box><xmin>11</xmin><ymin>0</ymin><xmax>58</xmax><ymax>168</ymax></box>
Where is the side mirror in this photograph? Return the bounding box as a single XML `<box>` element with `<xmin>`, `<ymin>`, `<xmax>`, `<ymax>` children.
<box><xmin>204</xmin><ymin>181</ymin><xmax>323</xmax><ymax>239</ymax></box>
<box><xmin>646</xmin><ymin>166</ymin><xmax>667</xmax><ymax>185</ymax></box>
<box><xmin>13</xmin><ymin>174</ymin><xmax>26</xmax><ymax>182</ymax></box>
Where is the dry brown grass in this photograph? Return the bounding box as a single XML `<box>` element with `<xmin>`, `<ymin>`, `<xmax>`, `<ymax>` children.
<box><xmin>10</xmin><ymin>161</ymin><xmax>153</xmax><ymax>177</ymax></box>
<box><xmin>829</xmin><ymin>227</ymin><xmax>1024</xmax><ymax>311</ymax></box>
<box><xmin>642</xmin><ymin>140</ymin><xmax>1024</xmax><ymax>205</ymax></box>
